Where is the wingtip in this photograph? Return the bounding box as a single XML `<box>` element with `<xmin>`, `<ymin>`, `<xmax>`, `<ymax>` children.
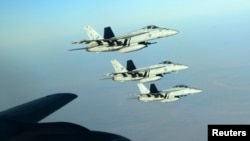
<box><xmin>99</xmin><ymin>77</ymin><xmax>112</xmax><ymax>80</ymax></box>
<box><xmin>68</xmin><ymin>47</ymin><xmax>87</xmax><ymax>51</ymax></box>
<box><xmin>68</xmin><ymin>49</ymin><xmax>75</xmax><ymax>51</ymax></box>
<box><xmin>46</xmin><ymin>93</ymin><xmax>78</xmax><ymax>100</ymax></box>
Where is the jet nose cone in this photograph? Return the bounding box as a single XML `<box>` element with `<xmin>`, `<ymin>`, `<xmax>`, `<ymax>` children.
<box><xmin>178</xmin><ymin>65</ymin><xmax>189</xmax><ymax>70</ymax></box>
<box><xmin>194</xmin><ymin>89</ymin><xmax>202</xmax><ymax>93</ymax></box>
<box><xmin>162</xmin><ymin>29</ymin><xmax>179</xmax><ymax>37</ymax></box>
<box><xmin>170</xmin><ymin>29</ymin><xmax>179</xmax><ymax>35</ymax></box>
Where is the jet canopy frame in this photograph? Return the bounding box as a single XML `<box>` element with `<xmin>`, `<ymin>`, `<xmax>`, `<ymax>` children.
<box><xmin>142</xmin><ymin>25</ymin><xmax>160</xmax><ymax>29</ymax></box>
<box><xmin>173</xmin><ymin>85</ymin><xmax>189</xmax><ymax>88</ymax></box>
<box><xmin>159</xmin><ymin>61</ymin><xmax>174</xmax><ymax>64</ymax></box>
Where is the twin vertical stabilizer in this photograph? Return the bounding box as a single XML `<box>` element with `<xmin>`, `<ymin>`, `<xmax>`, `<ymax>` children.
<box><xmin>137</xmin><ymin>83</ymin><xmax>150</xmax><ymax>94</ymax></box>
<box><xmin>84</xmin><ymin>25</ymin><xmax>103</xmax><ymax>40</ymax></box>
<box><xmin>111</xmin><ymin>60</ymin><xmax>127</xmax><ymax>73</ymax></box>
<box><xmin>84</xmin><ymin>25</ymin><xmax>115</xmax><ymax>40</ymax></box>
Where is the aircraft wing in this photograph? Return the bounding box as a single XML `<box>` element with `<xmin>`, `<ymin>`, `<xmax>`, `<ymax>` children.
<box><xmin>103</xmin><ymin>67</ymin><xmax>162</xmax><ymax>76</ymax></box>
<box><xmin>103</xmin><ymin>64</ymin><xmax>164</xmax><ymax>76</ymax></box>
<box><xmin>73</xmin><ymin>31</ymin><xmax>149</xmax><ymax>44</ymax></box>
<box><xmin>165</xmin><ymin>90</ymin><xmax>188</xmax><ymax>98</ymax></box>
<box><xmin>106</xmin><ymin>31</ymin><xmax>149</xmax><ymax>40</ymax></box>
<box><xmin>0</xmin><ymin>93</ymin><xmax>77</xmax><ymax>123</ymax></box>
<box><xmin>72</xmin><ymin>40</ymin><xmax>94</xmax><ymax>44</ymax></box>
<box><xmin>130</xmin><ymin>66</ymin><xmax>165</xmax><ymax>73</ymax></box>
<box><xmin>68</xmin><ymin>47</ymin><xmax>89</xmax><ymax>51</ymax></box>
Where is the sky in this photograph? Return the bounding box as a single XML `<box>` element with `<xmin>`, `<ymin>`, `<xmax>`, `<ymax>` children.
<box><xmin>0</xmin><ymin>0</ymin><xmax>250</xmax><ymax>141</ymax></box>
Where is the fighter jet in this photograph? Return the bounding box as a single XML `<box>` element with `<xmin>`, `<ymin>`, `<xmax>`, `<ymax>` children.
<box><xmin>0</xmin><ymin>93</ymin><xmax>131</xmax><ymax>141</ymax></box>
<box><xmin>69</xmin><ymin>25</ymin><xmax>178</xmax><ymax>53</ymax></box>
<box><xmin>104</xmin><ymin>59</ymin><xmax>189</xmax><ymax>83</ymax></box>
<box><xmin>135</xmin><ymin>83</ymin><xmax>202</xmax><ymax>103</ymax></box>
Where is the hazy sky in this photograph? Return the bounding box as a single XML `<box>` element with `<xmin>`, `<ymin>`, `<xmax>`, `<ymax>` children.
<box><xmin>1</xmin><ymin>1</ymin><xmax>250</xmax><ymax>141</ymax></box>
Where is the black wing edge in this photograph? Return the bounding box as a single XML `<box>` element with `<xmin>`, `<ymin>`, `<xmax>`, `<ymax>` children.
<box><xmin>0</xmin><ymin>93</ymin><xmax>77</xmax><ymax>123</ymax></box>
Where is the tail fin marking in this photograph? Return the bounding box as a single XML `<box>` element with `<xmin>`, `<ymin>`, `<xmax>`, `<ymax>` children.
<box><xmin>137</xmin><ymin>83</ymin><xmax>150</xmax><ymax>94</ymax></box>
<box><xmin>126</xmin><ymin>60</ymin><xmax>136</xmax><ymax>71</ymax></box>
<box><xmin>84</xmin><ymin>25</ymin><xmax>103</xmax><ymax>40</ymax></box>
<box><xmin>104</xmin><ymin>26</ymin><xmax>115</xmax><ymax>39</ymax></box>
<box><xmin>111</xmin><ymin>60</ymin><xmax>127</xmax><ymax>73</ymax></box>
<box><xmin>150</xmin><ymin>84</ymin><xmax>159</xmax><ymax>93</ymax></box>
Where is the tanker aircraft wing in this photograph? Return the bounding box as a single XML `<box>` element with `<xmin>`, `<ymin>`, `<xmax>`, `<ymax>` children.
<box><xmin>0</xmin><ymin>93</ymin><xmax>131</xmax><ymax>141</ymax></box>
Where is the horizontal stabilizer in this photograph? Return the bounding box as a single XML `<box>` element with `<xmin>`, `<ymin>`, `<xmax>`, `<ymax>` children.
<box><xmin>0</xmin><ymin>93</ymin><xmax>77</xmax><ymax>123</ymax></box>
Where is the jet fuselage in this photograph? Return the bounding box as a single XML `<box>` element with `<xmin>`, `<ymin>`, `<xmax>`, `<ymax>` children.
<box><xmin>138</xmin><ymin>93</ymin><xmax>164</xmax><ymax>102</ymax></box>
<box><xmin>163</xmin><ymin>86</ymin><xmax>202</xmax><ymax>98</ymax></box>
<box><xmin>112</xmin><ymin>61</ymin><xmax>188</xmax><ymax>83</ymax></box>
<box><xmin>126</xmin><ymin>27</ymin><xmax>178</xmax><ymax>45</ymax></box>
<box><xmin>84</xmin><ymin>25</ymin><xmax>178</xmax><ymax>53</ymax></box>
<box><xmin>137</xmin><ymin>85</ymin><xmax>202</xmax><ymax>103</ymax></box>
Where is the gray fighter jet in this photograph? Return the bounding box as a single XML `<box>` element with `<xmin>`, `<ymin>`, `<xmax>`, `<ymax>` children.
<box><xmin>104</xmin><ymin>60</ymin><xmax>189</xmax><ymax>83</ymax></box>
<box><xmin>70</xmin><ymin>25</ymin><xmax>178</xmax><ymax>53</ymax></box>
<box><xmin>134</xmin><ymin>83</ymin><xmax>202</xmax><ymax>103</ymax></box>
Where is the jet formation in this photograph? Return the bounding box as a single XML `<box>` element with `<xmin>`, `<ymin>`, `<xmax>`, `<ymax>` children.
<box><xmin>70</xmin><ymin>24</ymin><xmax>202</xmax><ymax>103</ymax></box>
<box><xmin>0</xmin><ymin>25</ymin><xmax>200</xmax><ymax>140</ymax></box>
<box><xmin>70</xmin><ymin>25</ymin><xmax>178</xmax><ymax>53</ymax></box>
<box><xmin>104</xmin><ymin>59</ymin><xmax>189</xmax><ymax>83</ymax></box>
<box><xmin>0</xmin><ymin>93</ymin><xmax>131</xmax><ymax>141</ymax></box>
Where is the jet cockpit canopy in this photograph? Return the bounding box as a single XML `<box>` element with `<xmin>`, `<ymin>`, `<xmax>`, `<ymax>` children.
<box><xmin>173</xmin><ymin>85</ymin><xmax>189</xmax><ymax>88</ymax></box>
<box><xmin>159</xmin><ymin>61</ymin><xmax>173</xmax><ymax>64</ymax></box>
<box><xmin>143</xmin><ymin>25</ymin><xmax>159</xmax><ymax>29</ymax></box>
